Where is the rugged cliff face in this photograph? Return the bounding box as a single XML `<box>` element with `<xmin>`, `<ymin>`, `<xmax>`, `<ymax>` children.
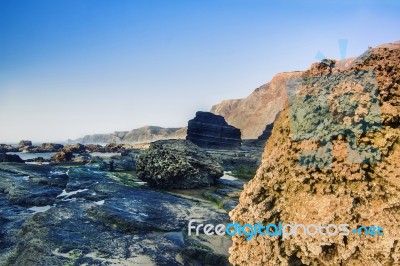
<box><xmin>229</xmin><ymin>41</ymin><xmax>400</xmax><ymax>265</ymax></box>
<box><xmin>211</xmin><ymin>72</ymin><xmax>303</xmax><ymax>139</ymax></box>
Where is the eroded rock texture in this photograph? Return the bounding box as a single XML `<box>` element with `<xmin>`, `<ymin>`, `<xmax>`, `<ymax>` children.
<box><xmin>229</xmin><ymin>41</ymin><xmax>400</xmax><ymax>265</ymax></box>
<box><xmin>186</xmin><ymin>111</ymin><xmax>241</xmax><ymax>149</ymax></box>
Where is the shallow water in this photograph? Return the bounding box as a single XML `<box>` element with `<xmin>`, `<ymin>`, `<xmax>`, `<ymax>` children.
<box><xmin>6</xmin><ymin>152</ymin><xmax>56</xmax><ymax>160</ymax></box>
<box><xmin>28</xmin><ymin>205</ymin><xmax>52</xmax><ymax>213</ymax></box>
<box><xmin>220</xmin><ymin>171</ymin><xmax>238</xmax><ymax>181</ymax></box>
<box><xmin>89</xmin><ymin>152</ymin><xmax>120</xmax><ymax>158</ymax></box>
<box><xmin>56</xmin><ymin>189</ymin><xmax>89</xmax><ymax>198</ymax></box>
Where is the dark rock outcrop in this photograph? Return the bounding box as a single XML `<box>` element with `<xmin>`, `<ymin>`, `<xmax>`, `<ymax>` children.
<box><xmin>0</xmin><ymin>144</ymin><xmax>18</xmax><ymax>153</ymax></box>
<box><xmin>0</xmin><ymin>154</ymin><xmax>24</xmax><ymax>163</ymax></box>
<box><xmin>186</xmin><ymin>111</ymin><xmax>241</xmax><ymax>149</ymax></box>
<box><xmin>136</xmin><ymin>139</ymin><xmax>224</xmax><ymax>189</ymax></box>
<box><xmin>29</xmin><ymin>143</ymin><xmax>64</xmax><ymax>153</ymax></box>
<box><xmin>0</xmin><ymin>163</ymin><xmax>231</xmax><ymax>265</ymax></box>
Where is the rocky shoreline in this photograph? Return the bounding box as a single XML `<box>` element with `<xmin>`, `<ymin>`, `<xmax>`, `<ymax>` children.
<box><xmin>0</xmin><ymin>138</ymin><xmax>262</xmax><ymax>265</ymax></box>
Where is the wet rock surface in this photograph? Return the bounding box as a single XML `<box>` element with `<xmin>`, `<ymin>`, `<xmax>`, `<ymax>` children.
<box><xmin>0</xmin><ymin>162</ymin><xmax>234</xmax><ymax>265</ymax></box>
<box><xmin>136</xmin><ymin>139</ymin><xmax>224</xmax><ymax>189</ymax></box>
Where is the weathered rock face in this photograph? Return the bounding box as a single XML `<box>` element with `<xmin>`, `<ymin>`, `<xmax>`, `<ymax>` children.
<box><xmin>186</xmin><ymin>111</ymin><xmax>241</xmax><ymax>149</ymax></box>
<box><xmin>211</xmin><ymin>72</ymin><xmax>303</xmax><ymax>139</ymax></box>
<box><xmin>136</xmin><ymin>139</ymin><xmax>224</xmax><ymax>189</ymax></box>
<box><xmin>229</xmin><ymin>42</ymin><xmax>400</xmax><ymax>265</ymax></box>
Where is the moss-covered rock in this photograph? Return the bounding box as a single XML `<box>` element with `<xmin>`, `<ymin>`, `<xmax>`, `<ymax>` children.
<box><xmin>136</xmin><ymin>140</ymin><xmax>224</xmax><ymax>189</ymax></box>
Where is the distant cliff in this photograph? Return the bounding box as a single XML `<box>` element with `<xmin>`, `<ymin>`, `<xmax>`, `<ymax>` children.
<box><xmin>71</xmin><ymin>126</ymin><xmax>187</xmax><ymax>144</ymax></box>
<box><xmin>211</xmin><ymin>72</ymin><xmax>303</xmax><ymax>139</ymax></box>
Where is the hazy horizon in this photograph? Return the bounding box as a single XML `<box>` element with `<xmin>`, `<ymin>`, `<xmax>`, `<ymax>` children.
<box><xmin>1</xmin><ymin>0</ymin><xmax>399</xmax><ymax>143</ymax></box>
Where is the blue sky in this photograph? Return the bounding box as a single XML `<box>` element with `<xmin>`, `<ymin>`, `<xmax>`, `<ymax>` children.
<box><xmin>0</xmin><ymin>0</ymin><xmax>399</xmax><ymax>142</ymax></box>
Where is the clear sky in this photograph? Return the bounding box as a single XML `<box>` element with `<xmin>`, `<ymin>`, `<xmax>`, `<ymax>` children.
<box><xmin>0</xmin><ymin>0</ymin><xmax>399</xmax><ymax>143</ymax></box>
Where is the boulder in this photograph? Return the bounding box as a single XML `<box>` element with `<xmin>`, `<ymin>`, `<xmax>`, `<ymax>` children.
<box><xmin>136</xmin><ymin>140</ymin><xmax>223</xmax><ymax>189</ymax></box>
<box><xmin>52</xmin><ymin>150</ymin><xmax>74</xmax><ymax>163</ymax></box>
<box><xmin>186</xmin><ymin>111</ymin><xmax>241</xmax><ymax>149</ymax></box>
